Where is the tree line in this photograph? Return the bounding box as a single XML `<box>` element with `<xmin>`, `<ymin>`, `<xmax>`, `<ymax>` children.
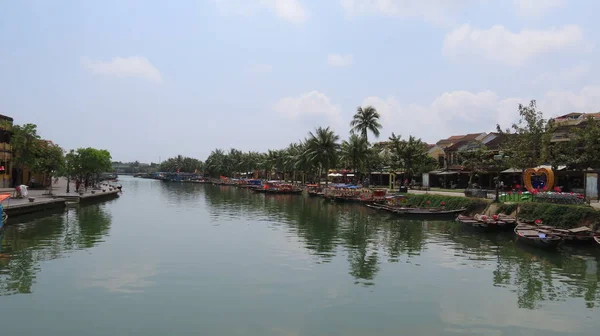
<box><xmin>163</xmin><ymin>106</ymin><xmax>437</xmax><ymax>184</ymax></box>
<box><xmin>12</xmin><ymin>123</ymin><xmax>112</xmax><ymax>192</ymax></box>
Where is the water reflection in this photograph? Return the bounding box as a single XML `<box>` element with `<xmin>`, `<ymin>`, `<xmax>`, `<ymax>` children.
<box><xmin>201</xmin><ymin>185</ymin><xmax>600</xmax><ymax>309</ymax></box>
<box><xmin>0</xmin><ymin>204</ymin><xmax>112</xmax><ymax>296</ymax></box>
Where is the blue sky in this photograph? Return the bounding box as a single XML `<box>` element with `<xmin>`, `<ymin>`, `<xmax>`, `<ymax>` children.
<box><xmin>1</xmin><ymin>0</ymin><xmax>598</xmax><ymax>162</ymax></box>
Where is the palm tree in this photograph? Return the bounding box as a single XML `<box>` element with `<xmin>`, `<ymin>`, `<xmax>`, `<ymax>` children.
<box><xmin>340</xmin><ymin>134</ymin><xmax>368</xmax><ymax>178</ymax></box>
<box><xmin>350</xmin><ymin>106</ymin><xmax>382</xmax><ymax>143</ymax></box>
<box><xmin>306</xmin><ymin>126</ymin><xmax>340</xmax><ymax>186</ymax></box>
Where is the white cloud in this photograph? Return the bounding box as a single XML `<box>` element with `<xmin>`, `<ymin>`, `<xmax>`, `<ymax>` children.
<box><xmin>81</xmin><ymin>56</ymin><xmax>162</xmax><ymax>83</ymax></box>
<box><xmin>327</xmin><ymin>54</ymin><xmax>354</xmax><ymax>67</ymax></box>
<box><xmin>532</xmin><ymin>64</ymin><xmax>590</xmax><ymax>88</ymax></box>
<box><xmin>339</xmin><ymin>0</ymin><xmax>475</xmax><ymax>23</ymax></box>
<box><xmin>540</xmin><ymin>86</ymin><xmax>600</xmax><ymax>116</ymax></box>
<box><xmin>361</xmin><ymin>91</ymin><xmax>523</xmax><ymax>143</ymax></box>
<box><xmin>514</xmin><ymin>0</ymin><xmax>565</xmax><ymax>17</ymax></box>
<box><xmin>443</xmin><ymin>24</ymin><xmax>586</xmax><ymax>66</ymax></box>
<box><xmin>361</xmin><ymin>85</ymin><xmax>600</xmax><ymax>143</ymax></box>
<box><xmin>213</xmin><ymin>0</ymin><xmax>308</xmax><ymax>23</ymax></box>
<box><xmin>248</xmin><ymin>63</ymin><xmax>273</xmax><ymax>73</ymax></box>
<box><xmin>274</xmin><ymin>91</ymin><xmax>343</xmax><ymax>126</ymax></box>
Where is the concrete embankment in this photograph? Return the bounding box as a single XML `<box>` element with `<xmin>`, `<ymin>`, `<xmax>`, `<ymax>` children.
<box><xmin>2</xmin><ymin>179</ymin><xmax>120</xmax><ymax>219</ymax></box>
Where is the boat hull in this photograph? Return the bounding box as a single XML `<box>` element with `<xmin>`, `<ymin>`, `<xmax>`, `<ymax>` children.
<box><xmin>514</xmin><ymin>226</ymin><xmax>562</xmax><ymax>250</ymax></box>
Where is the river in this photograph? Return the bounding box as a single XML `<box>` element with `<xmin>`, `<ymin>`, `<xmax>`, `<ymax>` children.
<box><xmin>1</xmin><ymin>176</ymin><xmax>599</xmax><ymax>335</ymax></box>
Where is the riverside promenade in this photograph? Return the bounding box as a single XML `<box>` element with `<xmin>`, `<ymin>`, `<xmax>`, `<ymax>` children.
<box><xmin>1</xmin><ymin>178</ymin><xmax>120</xmax><ymax>218</ymax></box>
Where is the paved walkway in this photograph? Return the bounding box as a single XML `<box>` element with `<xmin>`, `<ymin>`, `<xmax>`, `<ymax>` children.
<box><xmin>1</xmin><ymin>178</ymin><xmax>119</xmax><ymax>208</ymax></box>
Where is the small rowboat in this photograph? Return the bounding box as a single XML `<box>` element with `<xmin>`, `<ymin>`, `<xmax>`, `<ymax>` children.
<box><xmin>456</xmin><ymin>214</ymin><xmax>517</xmax><ymax>231</ymax></box>
<box><xmin>514</xmin><ymin>224</ymin><xmax>562</xmax><ymax>250</ymax></box>
<box><xmin>368</xmin><ymin>204</ymin><xmax>466</xmax><ymax>217</ymax></box>
<box><xmin>522</xmin><ymin>221</ymin><xmax>597</xmax><ymax>246</ymax></box>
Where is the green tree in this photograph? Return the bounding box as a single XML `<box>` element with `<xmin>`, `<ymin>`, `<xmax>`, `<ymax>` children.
<box><xmin>59</xmin><ymin>150</ymin><xmax>79</xmax><ymax>193</ymax></box>
<box><xmin>33</xmin><ymin>142</ymin><xmax>64</xmax><ymax>194</ymax></box>
<box><xmin>11</xmin><ymin>123</ymin><xmax>42</xmax><ymax>185</ymax></box>
<box><xmin>457</xmin><ymin>145</ymin><xmax>492</xmax><ymax>186</ymax></box>
<box><xmin>340</xmin><ymin>134</ymin><xmax>369</xmax><ymax>177</ymax></box>
<box><xmin>306</xmin><ymin>127</ymin><xmax>340</xmax><ymax>186</ymax></box>
<box><xmin>76</xmin><ymin>148</ymin><xmax>112</xmax><ymax>189</ymax></box>
<box><xmin>350</xmin><ymin>106</ymin><xmax>382</xmax><ymax>143</ymax></box>
<box><xmin>389</xmin><ymin>133</ymin><xmax>433</xmax><ymax>183</ymax></box>
<box><xmin>498</xmin><ymin>100</ymin><xmax>548</xmax><ymax>172</ymax></box>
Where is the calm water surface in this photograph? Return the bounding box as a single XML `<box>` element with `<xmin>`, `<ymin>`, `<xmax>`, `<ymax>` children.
<box><xmin>1</xmin><ymin>176</ymin><xmax>599</xmax><ymax>335</ymax></box>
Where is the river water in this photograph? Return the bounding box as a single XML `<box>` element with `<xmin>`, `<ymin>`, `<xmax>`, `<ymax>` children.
<box><xmin>1</xmin><ymin>176</ymin><xmax>599</xmax><ymax>335</ymax></box>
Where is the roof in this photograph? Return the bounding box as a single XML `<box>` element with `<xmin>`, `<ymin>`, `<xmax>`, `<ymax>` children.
<box><xmin>436</xmin><ymin>132</ymin><xmax>486</xmax><ymax>147</ymax></box>
<box><xmin>0</xmin><ymin>114</ymin><xmax>13</xmax><ymax>122</ymax></box>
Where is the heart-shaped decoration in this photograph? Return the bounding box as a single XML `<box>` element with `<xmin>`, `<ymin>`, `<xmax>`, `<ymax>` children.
<box><xmin>523</xmin><ymin>167</ymin><xmax>555</xmax><ymax>193</ymax></box>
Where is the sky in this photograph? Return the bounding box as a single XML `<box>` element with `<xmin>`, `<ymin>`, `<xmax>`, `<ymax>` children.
<box><xmin>1</xmin><ymin>0</ymin><xmax>599</xmax><ymax>163</ymax></box>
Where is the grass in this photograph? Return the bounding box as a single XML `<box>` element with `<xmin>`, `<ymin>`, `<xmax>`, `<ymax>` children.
<box><xmin>404</xmin><ymin>194</ymin><xmax>489</xmax><ymax>214</ymax></box>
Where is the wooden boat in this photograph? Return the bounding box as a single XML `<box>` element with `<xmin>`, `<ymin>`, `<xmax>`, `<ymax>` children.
<box><xmin>369</xmin><ymin>203</ymin><xmax>466</xmax><ymax>217</ymax></box>
<box><xmin>457</xmin><ymin>214</ymin><xmax>517</xmax><ymax>230</ymax></box>
<box><xmin>521</xmin><ymin>220</ymin><xmax>597</xmax><ymax>246</ymax></box>
<box><xmin>306</xmin><ymin>184</ymin><xmax>323</xmax><ymax>197</ymax></box>
<box><xmin>324</xmin><ymin>186</ymin><xmax>387</xmax><ymax>203</ymax></box>
<box><xmin>514</xmin><ymin>224</ymin><xmax>562</xmax><ymax>250</ymax></box>
<box><xmin>251</xmin><ymin>182</ymin><xmax>303</xmax><ymax>195</ymax></box>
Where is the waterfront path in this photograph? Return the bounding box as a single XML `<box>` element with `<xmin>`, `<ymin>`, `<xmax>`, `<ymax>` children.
<box><xmin>1</xmin><ymin>178</ymin><xmax>120</xmax><ymax>217</ymax></box>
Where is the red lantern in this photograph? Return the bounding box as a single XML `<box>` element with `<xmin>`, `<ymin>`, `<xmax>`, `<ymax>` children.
<box><xmin>554</xmin><ymin>186</ymin><xmax>561</xmax><ymax>192</ymax></box>
<box><xmin>515</xmin><ymin>184</ymin><xmax>521</xmax><ymax>190</ymax></box>
<box><xmin>535</xmin><ymin>219</ymin><xmax>542</xmax><ymax>225</ymax></box>
<box><xmin>492</xmin><ymin>215</ymin><xmax>499</xmax><ymax>220</ymax></box>
<box><xmin>440</xmin><ymin>201</ymin><xmax>446</xmax><ymax>206</ymax></box>
<box><xmin>426</xmin><ymin>200</ymin><xmax>431</xmax><ymax>205</ymax></box>
<box><xmin>508</xmin><ymin>191</ymin><xmax>513</xmax><ymax>195</ymax></box>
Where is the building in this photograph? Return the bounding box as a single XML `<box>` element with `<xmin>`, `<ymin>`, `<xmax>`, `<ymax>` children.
<box><xmin>550</xmin><ymin>112</ymin><xmax>600</xmax><ymax>142</ymax></box>
<box><xmin>0</xmin><ymin>114</ymin><xmax>13</xmax><ymax>188</ymax></box>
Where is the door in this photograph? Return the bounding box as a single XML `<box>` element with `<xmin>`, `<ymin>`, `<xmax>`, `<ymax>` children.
<box><xmin>585</xmin><ymin>173</ymin><xmax>598</xmax><ymax>200</ymax></box>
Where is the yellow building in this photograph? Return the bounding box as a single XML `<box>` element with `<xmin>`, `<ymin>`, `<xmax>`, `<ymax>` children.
<box><xmin>0</xmin><ymin>114</ymin><xmax>13</xmax><ymax>188</ymax></box>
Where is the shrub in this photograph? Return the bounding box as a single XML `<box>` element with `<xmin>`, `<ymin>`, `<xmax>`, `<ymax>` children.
<box><xmin>404</xmin><ymin>194</ymin><xmax>489</xmax><ymax>214</ymax></box>
<box><xmin>517</xmin><ymin>202</ymin><xmax>600</xmax><ymax>228</ymax></box>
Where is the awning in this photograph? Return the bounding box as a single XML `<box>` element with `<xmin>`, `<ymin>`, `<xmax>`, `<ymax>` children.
<box><xmin>328</xmin><ymin>173</ymin><xmax>342</xmax><ymax>177</ymax></box>
<box><xmin>501</xmin><ymin>168</ymin><xmax>522</xmax><ymax>173</ymax></box>
<box><xmin>438</xmin><ymin>171</ymin><xmax>458</xmax><ymax>175</ymax></box>
<box><xmin>346</xmin><ymin>174</ymin><xmax>355</xmax><ymax>177</ymax></box>
<box><xmin>429</xmin><ymin>170</ymin><xmax>443</xmax><ymax>174</ymax></box>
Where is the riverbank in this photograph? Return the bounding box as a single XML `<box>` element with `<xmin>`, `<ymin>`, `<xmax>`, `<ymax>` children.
<box><xmin>1</xmin><ymin>178</ymin><xmax>120</xmax><ymax>219</ymax></box>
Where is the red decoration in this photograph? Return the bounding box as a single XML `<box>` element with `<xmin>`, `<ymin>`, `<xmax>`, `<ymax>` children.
<box><xmin>515</xmin><ymin>184</ymin><xmax>521</xmax><ymax>190</ymax></box>
<box><xmin>508</xmin><ymin>191</ymin><xmax>513</xmax><ymax>195</ymax></box>
<box><xmin>492</xmin><ymin>215</ymin><xmax>499</xmax><ymax>220</ymax></box>
<box><xmin>535</xmin><ymin>219</ymin><xmax>542</xmax><ymax>225</ymax></box>
<box><xmin>440</xmin><ymin>201</ymin><xmax>445</xmax><ymax>206</ymax></box>
<box><xmin>426</xmin><ymin>200</ymin><xmax>431</xmax><ymax>205</ymax></box>
<box><xmin>553</xmin><ymin>186</ymin><xmax>561</xmax><ymax>192</ymax></box>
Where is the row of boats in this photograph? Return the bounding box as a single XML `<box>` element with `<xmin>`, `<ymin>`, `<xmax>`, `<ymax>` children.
<box><xmin>457</xmin><ymin>214</ymin><xmax>600</xmax><ymax>250</ymax></box>
<box><xmin>200</xmin><ymin>178</ymin><xmax>600</xmax><ymax>251</ymax></box>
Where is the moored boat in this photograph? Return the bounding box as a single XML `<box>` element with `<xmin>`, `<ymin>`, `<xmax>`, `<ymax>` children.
<box><xmin>251</xmin><ymin>181</ymin><xmax>303</xmax><ymax>195</ymax></box>
<box><xmin>306</xmin><ymin>184</ymin><xmax>323</xmax><ymax>197</ymax></box>
<box><xmin>456</xmin><ymin>214</ymin><xmax>517</xmax><ymax>230</ymax></box>
<box><xmin>514</xmin><ymin>224</ymin><xmax>562</xmax><ymax>250</ymax></box>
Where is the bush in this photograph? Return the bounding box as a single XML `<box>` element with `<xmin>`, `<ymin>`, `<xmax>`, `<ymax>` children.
<box><xmin>517</xmin><ymin>202</ymin><xmax>600</xmax><ymax>229</ymax></box>
<box><xmin>404</xmin><ymin>194</ymin><xmax>489</xmax><ymax>214</ymax></box>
